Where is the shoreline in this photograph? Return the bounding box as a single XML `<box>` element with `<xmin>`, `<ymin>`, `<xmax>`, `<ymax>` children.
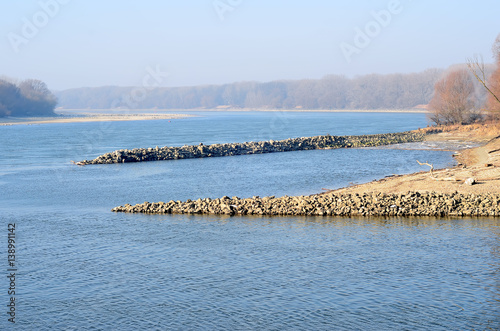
<box><xmin>0</xmin><ymin>109</ymin><xmax>426</xmax><ymax>126</ymax></box>
<box><xmin>111</xmin><ymin>123</ymin><xmax>500</xmax><ymax>217</ymax></box>
<box><xmin>56</xmin><ymin>108</ymin><xmax>429</xmax><ymax>114</ymax></box>
<box><xmin>330</xmin><ymin>135</ymin><xmax>500</xmax><ymax>196</ymax></box>
<box><xmin>328</xmin><ymin>123</ymin><xmax>500</xmax><ymax>195</ymax></box>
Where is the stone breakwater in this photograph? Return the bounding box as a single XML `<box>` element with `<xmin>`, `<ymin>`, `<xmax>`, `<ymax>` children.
<box><xmin>112</xmin><ymin>192</ymin><xmax>500</xmax><ymax>217</ymax></box>
<box><xmin>76</xmin><ymin>131</ymin><xmax>425</xmax><ymax>165</ymax></box>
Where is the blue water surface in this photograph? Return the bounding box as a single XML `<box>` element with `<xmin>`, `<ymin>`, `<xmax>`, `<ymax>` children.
<box><xmin>0</xmin><ymin>111</ymin><xmax>498</xmax><ymax>330</ymax></box>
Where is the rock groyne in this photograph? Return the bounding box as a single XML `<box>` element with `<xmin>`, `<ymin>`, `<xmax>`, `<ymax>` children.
<box><xmin>112</xmin><ymin>192</ymin><xmax>500</xmax><ymax>217</ymax></box>
<box><xmin>76</xmin><ymin>131</ymin><xmax>425</xmax><ymax>165</ymax></box>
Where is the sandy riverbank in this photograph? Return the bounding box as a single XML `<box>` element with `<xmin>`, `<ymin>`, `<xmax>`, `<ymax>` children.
<box><xmin>330</xmin><ymin>123</ymin><xmax>500</xmax><ymax>195</ymax></box>
<box><xmin>0</xmin><ymin>113</ymin><xmax>194</xmax><ymax>126</ymax></box>
<box><xmin>57</xmin><ymin>108</ymin><xmax>428</xmax><ymax>114</ymax></box>
<box><xmin>0</xmin><ymin>108</ymin><xmax>425</xmax><ymax>126</ymax></box>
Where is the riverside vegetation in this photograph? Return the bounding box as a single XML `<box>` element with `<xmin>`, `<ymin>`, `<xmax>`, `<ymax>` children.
<box><xmin>0</xmin><ymin>78</ymin><xmax>57</xmax><ymax>117</ymax></box>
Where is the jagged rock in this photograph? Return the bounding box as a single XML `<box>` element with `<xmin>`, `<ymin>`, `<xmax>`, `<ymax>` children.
<box><xmin>112</xmin><ymin>192</ymin><xmax>500</xmax><ymax>218</ymax></box>
<box><xmin>76</xmin><ymin>131</ymin><xmax>426</xmax><ymax>165</ymax></box>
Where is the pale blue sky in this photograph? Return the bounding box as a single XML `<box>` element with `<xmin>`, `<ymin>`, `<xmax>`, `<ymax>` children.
<box><xmin>1</xmin><ymin>0</ymin><xmax>499</xmax><ymax>90</ymax></box>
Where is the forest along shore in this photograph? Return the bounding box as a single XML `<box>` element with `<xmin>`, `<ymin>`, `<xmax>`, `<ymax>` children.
<box><xmin>111</xmin><ymin>124</ymin><xmax>500</xmax><ymax>217</ymax></box>
<box><xmin>75</xmin><ymin>130</ymin><xmax>426</xmax><ymax>165</ymax></box>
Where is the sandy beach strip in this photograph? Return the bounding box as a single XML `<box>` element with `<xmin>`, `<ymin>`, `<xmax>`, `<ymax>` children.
<box><xmin>0</xmin><ymin>108</ymin><xmax>426</xmax><ymax>126</ymax></box>
<box><xmin>54</xmin><ymin>108</ymin><xmax>429</xmax><ymax>114</ymax></box>
<box><xmin>103</xmin><ymin>108</ymin><xmax>429</xmax><ymax>113</ymax></box>
<box><xmin>0</xmin><ymin>113</ymin><xmax>194</xmax><ymax>126</ymax></box>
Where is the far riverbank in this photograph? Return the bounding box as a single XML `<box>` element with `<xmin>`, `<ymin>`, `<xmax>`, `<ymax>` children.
<box><xmin>57</xmin><ymin>108</ymin><xmax>429</xmax><ymax>114</ymax></box>
<box><xmin>0</xmin><ymin>113</ymin><xmax>193</xmax><ymax>126</ymax></box>
<box><xmin>0</xmin><ymin>108</ymin><xmax>426</xmax><ymax>126</ymax></box>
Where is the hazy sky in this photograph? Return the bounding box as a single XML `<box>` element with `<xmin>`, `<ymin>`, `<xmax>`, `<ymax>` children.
<box><xmin>1</xmin><ymin>0</ymin><xmax>499</xmax><ymax>90</ymax></box>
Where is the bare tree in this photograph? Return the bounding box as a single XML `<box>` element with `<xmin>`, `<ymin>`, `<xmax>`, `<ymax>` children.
<box><xmin>0</xmin><ymin>78</ymin><xmax>57</xmax><ymax>117</ymax></box>
<box><xmin>18</xmin><ymin>79</ymin><xmax>57</xmax><ymax>116</ymax></box>
<box><xmin>428</xmin><ymin>69</ymin><xmax>480</xmax><ymax>125</ymax></box>
<box><xmin>467</xmin><ymin>34</ymin><xmax>500</xmax><ymax>118</ymax></box>
<box><xmin>0</xmin><ymin>79</ymin><xmax>21</xmax><ymax>117</ymax></box>
<box><xmin>487</xmin><ymin>34</ymin><xmax>500</xmax><ymax>116</ymax></box>
<box><xmin>18</xmin><ymin>79</ymin><xmax>55</xmax><ymax>100</ymax></box>
<box><xmin>466</xmin><ymin>56</ymin><xmax>500</xmax><ymax>105</ymax></box>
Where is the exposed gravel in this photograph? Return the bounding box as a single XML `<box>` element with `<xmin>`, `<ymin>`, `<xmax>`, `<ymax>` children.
<box><xmin>112</xmin><ymin>192</ymin><xmax>500</xmax><ymax>217</ymax></box>
<box><xmin>76</xmin><ymin>131</ymin><xmax>425</xmax><ymax>165</ymax></box>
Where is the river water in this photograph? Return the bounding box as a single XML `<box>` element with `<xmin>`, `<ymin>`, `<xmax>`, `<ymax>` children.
<box><xmin>0</xmin><ymin>111</ymin><xmax>498</xmax><ymax>330</ymax></box>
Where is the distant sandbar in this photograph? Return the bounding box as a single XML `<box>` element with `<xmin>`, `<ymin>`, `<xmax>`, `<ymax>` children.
<box><xmin>0</xmin><ymin>113</ymin><xmax>194</xmax><ymax>126</ymax></box>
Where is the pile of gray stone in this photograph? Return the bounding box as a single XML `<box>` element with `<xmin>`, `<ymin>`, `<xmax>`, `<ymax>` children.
<box><xmin>76</xmin><ymin>131</ymin><xmax>426</xmax><ymax>165</ymax></box>
<box><xmin>112</xmin><ymin>192</ymin><xmax>500</xmax><ymax>217</ymax></box>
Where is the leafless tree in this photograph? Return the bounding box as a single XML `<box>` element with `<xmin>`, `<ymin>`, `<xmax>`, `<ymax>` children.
<box><xmin>428</xmin><ymin>69</ymin><xmax>480</xmax><ymax>125</ymax></box>
<box><xmin>18</xmin><ymin>79</ymin><xmax>55</xmax><ymax>100</ymax></box>
<box><xmin>466</xmin><ymin>56</ymin><xmax>500</xmax><ymax>105</ymax></box>
<box><xmin>0</xmin><ymin>78</ymin><xmax>57</xmax><ymax>117</ymax></box>
<box><xmin>17</xmin><ymin>79</ymin><xmax>57</xmax><ymax>116</ymax></box>
<box><xmin>467</xmin><ymin>34</ymin><xmax>500</xmax><ymax>119</ymax></box>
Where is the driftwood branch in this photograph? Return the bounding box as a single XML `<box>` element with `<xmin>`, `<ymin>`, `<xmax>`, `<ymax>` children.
<box><xmin>417</xmin><ymin>160</ymin><xmax>463</xmax><ymax>181</ymax></box>
<box><xmin>416</xmin><ymin>160</ymin><xmax>434</xmax><ymax>176</ymax></box>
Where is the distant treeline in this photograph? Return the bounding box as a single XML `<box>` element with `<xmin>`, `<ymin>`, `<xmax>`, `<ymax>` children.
<box><xmin>55</xmin><ymin>69</ymin><xmax>444</xmax><ymax>110</ymax></box>
<box><xmin>0</xmin><ymin>78</ymin><xmax>57</xmax><ymax>117</ymax></box>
